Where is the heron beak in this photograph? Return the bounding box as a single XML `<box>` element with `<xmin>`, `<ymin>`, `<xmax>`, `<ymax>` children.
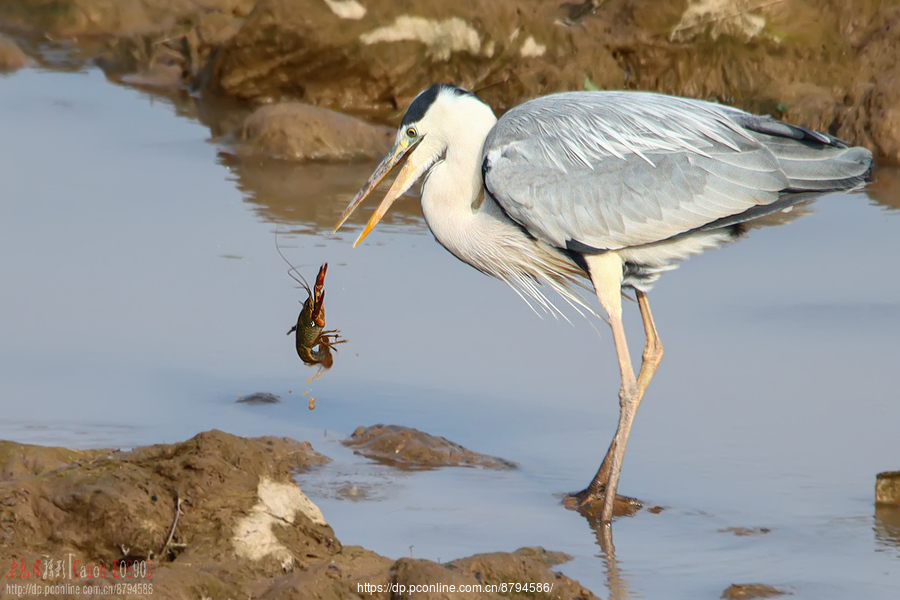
<box><xmin>333</xmin><ymin>137</ymin><xmax>422</xmax><ymax>246</ymax></box>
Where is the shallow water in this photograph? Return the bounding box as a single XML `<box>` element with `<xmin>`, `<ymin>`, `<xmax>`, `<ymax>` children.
<box><xmin>2</xmin><ymin>67</ymin><xmax>899</xmax><ymax>599</ymax></box>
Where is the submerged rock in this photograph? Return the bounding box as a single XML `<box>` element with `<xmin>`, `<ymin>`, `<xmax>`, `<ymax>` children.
<box><xmin>232</xmin><ymin>102</ymin><xmax>393</xmax><ymax>162</ymax></box>
<box><xmin>0</xmin><ymin>431</ymin><xmax>599</xmax><ymax>599</ymax></box>
<box><xmin>344</xmin><ymin>424</ymin><xmax>517</xmax><ymax>470</ymax></box>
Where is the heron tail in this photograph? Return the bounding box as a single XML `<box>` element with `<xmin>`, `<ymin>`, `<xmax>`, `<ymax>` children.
<box><xmin>738</xmin><ymin>115</ymin><xmax>874</xmax><ymax>193</ymax></box>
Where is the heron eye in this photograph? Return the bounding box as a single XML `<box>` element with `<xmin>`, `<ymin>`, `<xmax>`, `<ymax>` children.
<box><xmin>406</xmin><ymin>127</ymin><xmax>417</xmax><ymax>138</ymax></box>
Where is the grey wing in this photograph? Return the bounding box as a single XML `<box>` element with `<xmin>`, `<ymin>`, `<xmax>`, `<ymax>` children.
<box><xmin>482</xmin><ymin>92</ymin><xmax>872</xmax><ymax>251</ymax></box>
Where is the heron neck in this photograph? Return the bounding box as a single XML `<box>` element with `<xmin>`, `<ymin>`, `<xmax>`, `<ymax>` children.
<box><xmin>419</xmin><ymin>117</ymin><xmax>493</xmax><ymax>248</ymax></box>
<box><xmin>419</xmin><ymin>120</ymin><xmax>543</xmax><ymax>281</ymax></box>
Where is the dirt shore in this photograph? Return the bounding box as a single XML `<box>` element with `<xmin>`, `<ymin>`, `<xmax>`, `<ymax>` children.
<box><xmin>1</xmin><ymin>0</ymin><xmax>898</xmax><ymax>163</ymax></box>
<box><xmin>0</xmin><ymin>430</ymin><xmax>600</xmax><ymax>599</ymax></box>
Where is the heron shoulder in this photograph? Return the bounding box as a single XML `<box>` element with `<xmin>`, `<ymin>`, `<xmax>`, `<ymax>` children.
<box><xmin>483</xmin><ymin>91</ymin><xmax>760</xmax><ymax>166</ymax></box>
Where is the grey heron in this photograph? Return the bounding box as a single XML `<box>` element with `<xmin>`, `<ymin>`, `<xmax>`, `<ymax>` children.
<box><xmin>334</xmin><ymin>84</ymin><xmax>874</xmax><ymax>524</ymax></box>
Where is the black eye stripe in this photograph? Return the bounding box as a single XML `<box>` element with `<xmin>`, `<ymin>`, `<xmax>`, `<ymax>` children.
<box><xmin>400</xmin><ymin>84</ymin><xmax>475</xmax><ymax>127</ymax></box>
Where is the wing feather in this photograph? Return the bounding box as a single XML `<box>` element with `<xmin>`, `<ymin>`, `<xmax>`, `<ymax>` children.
<box><xmin>482</xmin><ymin>92</ymin><xmax>872</xmax><ymax>251</ymax></box>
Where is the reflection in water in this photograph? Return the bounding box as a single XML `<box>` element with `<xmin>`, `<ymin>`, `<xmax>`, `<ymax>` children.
<box><xmin>868</xmin><ymin>167</ymin><xmax>900</xmax><ymax>211</ymax></box>
<box><xmin>593</xmin><ymin>526</ymin><xmax>631</xmax><ymax>600</ymax></box>
<box><xmin>219</xmin><ymin>153</ymin><xmax>426</xmax><ymax>235</ymax></box>
<box><xmin>875</xmin><ymin>505</ymin><xmax>900</xmax><ymax>554</ymax></box>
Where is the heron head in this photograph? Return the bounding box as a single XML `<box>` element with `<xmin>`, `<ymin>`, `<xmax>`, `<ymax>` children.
<box><xmin>333</xmin><ymin>84</ymin><xmax>488</xmax><ymax>246</ymax></box>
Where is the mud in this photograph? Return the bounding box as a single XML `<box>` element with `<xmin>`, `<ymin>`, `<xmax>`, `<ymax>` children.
<box><xmin>344</xmin><ymin>424</ymin><xmax>517</xmax><ymax>470</ymax></box>
<box><xmin>2</xmin><ymin>0</ymin><xmax>899</xmax><ymax>163</ymax></box>
<box><xmin>0</xmin><ymin>431</ymin><xmax>599</xmax><ymax>599</ymax></box>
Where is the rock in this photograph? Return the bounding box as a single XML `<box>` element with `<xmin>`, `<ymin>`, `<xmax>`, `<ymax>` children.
<box><xmin>96</xmin><ymin>9</ymin><xmax>244</xmax><ymax>89</ymax></box>
<box><xmin>384</xmin><ymin>547</ymin><xmax>600</xmax><ymax>600</ymax></box>
<box><xmin>0</xmin><ymin>431</ymin><xmax>601</xmax><ymax>599</ymax></box>
<box><xmin>232</xmin><ymin>102</ymin><xmax>393</xmax><ymax>162</ymax></box>
<box><xmin>838</xmin><ymin>77</ymin><xmax>900</xmax><ymax>165</ymax></box>
<box><xmin>0</xmin><ymin>0</ymin><xmax>164</xmax><ymax>37</ymax></box>
<box><xmin>205</xmin><ymin>0</ymin><xmax>621</xmax><ymax>111</ymax></box>
<box><xmin>876</xmin><ymin>471</ymin><xmax>900</xmax><ymax>505</ymax></box>
<box><xmin>449</xmin><ymin>547</ymin><xmax>599</xmax><ymax>600</ymax></box>
<box><xmin>344</xmin><ymin>424</ymin><xmax>517</xmax><ymax>470</ymax></box>
<box><xmin>120</xmin><ymin>62</ymin><xmax>184</xmax><ymax>88</ymax></box>
<box><xmin>0</xmin><ymin>0</ymin><xmax>255</xmax><ymax>38</ymax></box>
<box><xmin>721</xmin><ymin>583</ymin><xmax>789</xmax><ymax>599</ymax></box>
<box><xmin>0</xmin><ymin>34</ymin><xmax>30</xmax><ymax>71</ymax></box>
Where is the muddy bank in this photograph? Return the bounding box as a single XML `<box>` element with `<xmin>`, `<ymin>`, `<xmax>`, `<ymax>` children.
<box><xmin>2</xmin><ymin>0</ymin><xmax>899</xmax><ymax>163</ymax></box>
<box><xmin>0</xmin><ymin>430</ymin><xmax>599</xmax><ymax>599</ymax></box>
<box><xmin>0</xmin><ymin>33</ymin><xmax>29</xmax><ymax>71</ymax></box>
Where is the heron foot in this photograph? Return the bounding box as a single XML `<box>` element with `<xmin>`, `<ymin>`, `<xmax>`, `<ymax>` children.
<box><xmin>562</xmin><ymin>486</ymin><xmax>643</xmax><ymax>520</ymax></box>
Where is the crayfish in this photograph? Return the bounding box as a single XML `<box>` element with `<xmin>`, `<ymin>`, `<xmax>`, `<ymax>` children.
<box><xmin>277</xmin><ymin>238</ymin><xmax>345</xmax><ymax>376</ymax></box>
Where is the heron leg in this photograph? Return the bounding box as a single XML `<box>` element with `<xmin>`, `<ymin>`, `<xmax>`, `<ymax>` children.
<box><xmin>578</xmin><ymin>253</ymin><xmax>640</xmax><ymax>523</ymax></box>
<box><xmin>586</xmin><ymin>289</ymin><xmax>665</xmax><ymax>490</ymax></box>
<box><xmin>567</xmin><ymin>255</ymin><xmax>665</xmax><ymax>523</ymax></box>
<box><xmin>635</xmin><ymin>289</ymin><xmax>664</xmax><ymax>394</ymax></box>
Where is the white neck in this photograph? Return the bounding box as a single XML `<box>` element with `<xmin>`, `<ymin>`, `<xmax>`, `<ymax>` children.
<box><xmin>415</xmin><ymin>95</ymin><xmax>589</xmax><ymax>318</ymax></box>
<box><xmin>418</xmin><ymin>104</ymin><xmax>498</xmax><ymax>268</ymax></box>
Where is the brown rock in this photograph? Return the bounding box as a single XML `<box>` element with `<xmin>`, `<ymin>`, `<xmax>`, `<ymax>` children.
<box><xmin>233</xmin><ymin>102</ymin><xmax>393</xmax><ymax>162</ymax></box>
<box><xmin>0</xmin><ymin>0</ymin><xmax>255</xmax><ymax>38</ymax></box>
<box><xmin>205</xmin><ymin>0</ymin><xmax>619</xmax><ymax>112</ymax></box>
<box><xmin>450</xmin><ymin>547</ymin><xmax>599</xmax><ymax>600</ymax></box>
<box><xmin>0</xmin><ymin>34</ymin><xmax>30</xmax><ymax>71</ymax></box>
<box><xmin>838</xmin><ymin>77</ymin><xmax>900</xmax><ymax>165</ymax></box>
<box><xmin>344</xmin><ymin>424</ymin><xmax>517</xmax><ymax>470</ymax></box>
<box><xmin>721</xmin><ymin>583</ymin><xmax>789</xmax><ymax>599</ymax></box>
<box><xmin>392</xmin><ymin>558</ymin><xmax>499</xmax><ymax>600</ymax></box>
<box><xmin>876</xmin><ymin>471</ymin><xmax>900</xmax><ymax>505</ymax></box>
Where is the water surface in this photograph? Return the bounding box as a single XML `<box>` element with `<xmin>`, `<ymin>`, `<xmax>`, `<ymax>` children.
<box><xmin>1</xmin><ymin>67</ymin><xmax>899</xmax><ymax>599</ymax></box>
